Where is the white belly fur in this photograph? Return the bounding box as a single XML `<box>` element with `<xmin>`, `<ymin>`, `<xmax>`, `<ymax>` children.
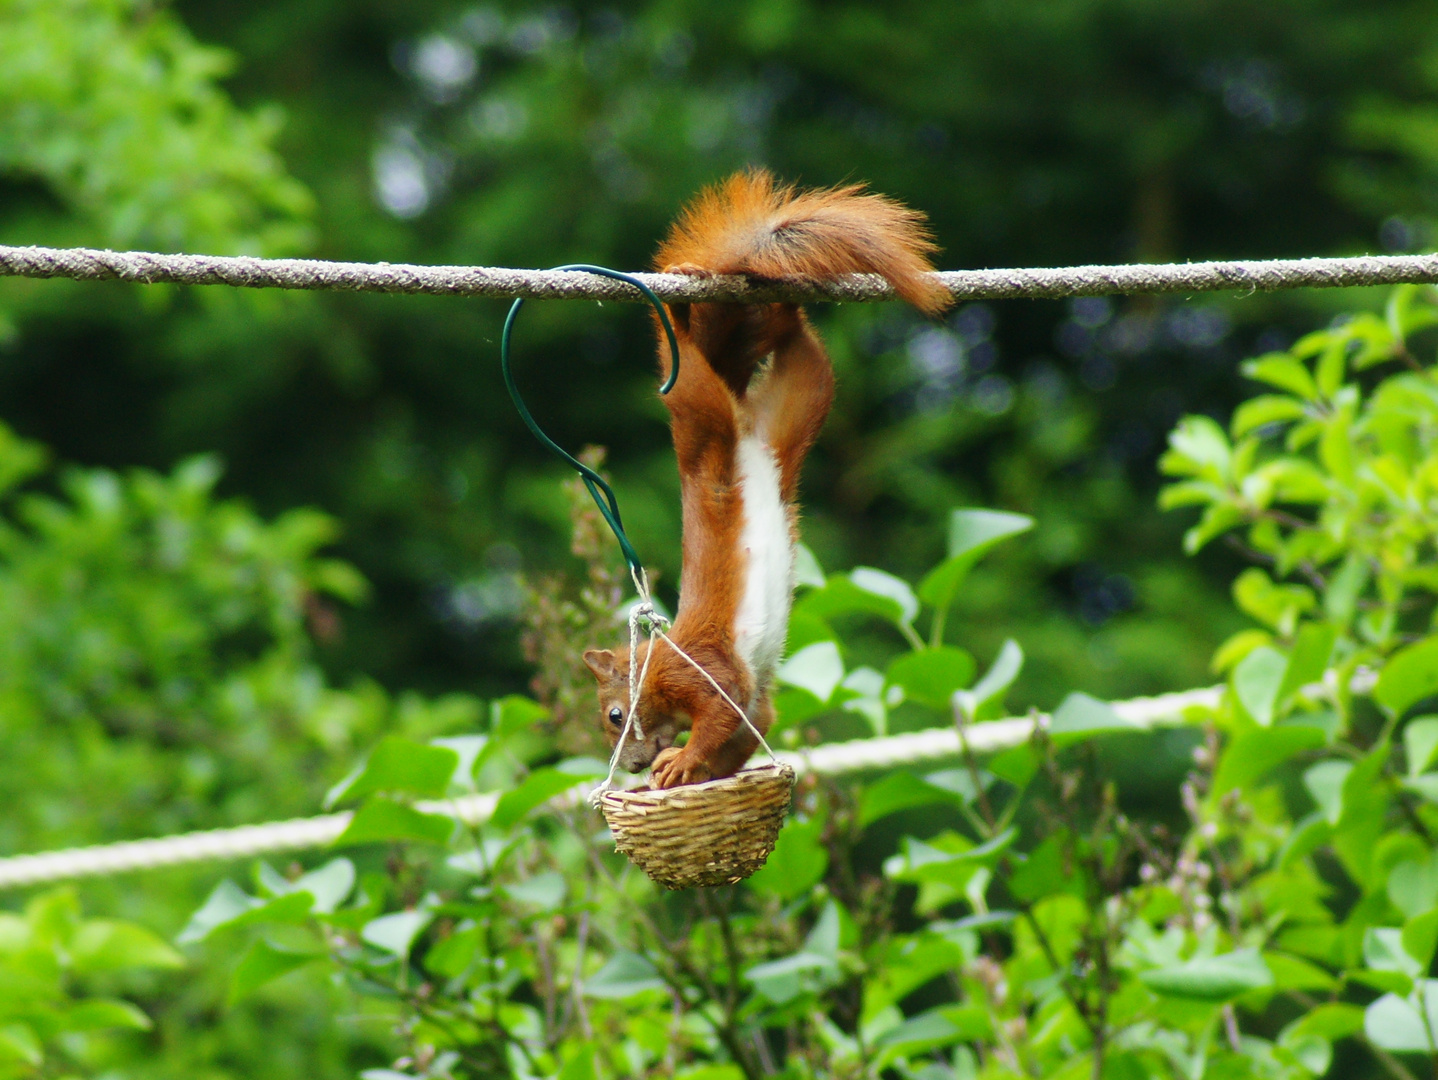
<box><xmin>733</xmin><ymin>435</ymin><xmax>794</xmax><ymax>693</ymax></box>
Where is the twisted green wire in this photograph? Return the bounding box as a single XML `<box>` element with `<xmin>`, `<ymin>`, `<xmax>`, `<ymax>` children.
<box><xmin>501</xmin><ymin>264</ymin><xmax>682</xmax><ymax>574</ymax></box>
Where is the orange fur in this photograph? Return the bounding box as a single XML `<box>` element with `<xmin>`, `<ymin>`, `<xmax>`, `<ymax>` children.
<box><xmin>584</xmin><ymin>170</ymin><xmax>949</xmax><ymax>788</ymax></box>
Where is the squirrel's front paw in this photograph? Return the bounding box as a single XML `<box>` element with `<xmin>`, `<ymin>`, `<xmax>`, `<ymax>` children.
<box><xmin>661</xmin><ymin>262</ymin><xmax>714</xmax><ymax>278</ymax></box>
<box><xmin>651</xmin><ymin>748</ymin><xmax>712</xmax><ymax>789</ymax></box>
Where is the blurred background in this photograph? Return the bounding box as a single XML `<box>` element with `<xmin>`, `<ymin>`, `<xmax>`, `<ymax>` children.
<box><xmin>2</xmin><ymin>0</ymin><xmax>1437</xmax><ymax>1075</ymax></box>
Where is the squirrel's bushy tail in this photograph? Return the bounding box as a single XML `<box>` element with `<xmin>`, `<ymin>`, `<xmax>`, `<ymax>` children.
<box><xmin>654</xmin><ymin>169</ymin><xmax>950</xmax><ymax>316</ymax></box>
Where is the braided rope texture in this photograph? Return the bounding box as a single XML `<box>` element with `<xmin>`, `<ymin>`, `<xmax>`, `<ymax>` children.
<box><xmin>0</xmin><ymin>685</ymin><xmax>1219</xmax><ymax>890</ymax></box>
<box><xmin>599</xmin><ymin>763</ymin><xmax>795</xmax><ymax>889</ymax></box>
<box><xmin>4</xmin><ymin>243</ymin><xmax>1438</xmax><ymax>301</ymax></box>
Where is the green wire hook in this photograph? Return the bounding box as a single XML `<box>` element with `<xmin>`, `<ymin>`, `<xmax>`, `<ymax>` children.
<box><xmin>501</xmin><ymin>264</ymin><xmax>682</xmax><ymax>575</ymax></box>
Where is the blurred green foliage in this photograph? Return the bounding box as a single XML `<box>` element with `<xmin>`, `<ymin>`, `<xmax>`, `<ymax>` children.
<box><xmin>0</xmin><ymin>888</ymin><xmax>184</xmax><ymax>1079</ymax></box>
<box><xmin>179</xmin><ymin>306</ymin><xmax>1438</xmax><ymax>1078</ymax></box>
<box><xmin>2</xmin><ymin>1</ymin><xmax>1438</xmax><ymax>1079</ymax></box>
<box><xmin>0</xmin><ymin>0</ymin><xmax>312</xmax><ymax>256</ymax></box>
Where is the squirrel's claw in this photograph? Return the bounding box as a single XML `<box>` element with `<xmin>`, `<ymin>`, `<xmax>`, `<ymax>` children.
<box><xmin>650</xmin><ymin>746</ymin><xmax>712</xmax><ymax>789</ymax></box>
<box><xmin>661</xmin><ymin>262</ymin><xmax>714</xmax><ymax>278</ymax></box>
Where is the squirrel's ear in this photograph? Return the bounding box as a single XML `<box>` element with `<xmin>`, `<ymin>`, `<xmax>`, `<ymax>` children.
<box><xmin>583</xmin><ymin>649</ymin><xmax>616</xmax><ymax>681</ymax></box>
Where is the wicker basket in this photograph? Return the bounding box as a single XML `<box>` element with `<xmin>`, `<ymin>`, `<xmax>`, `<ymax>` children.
<box><xmin>597</xmin><ymin>763</ymin><xmax>796</xmax><ymax>889</ymax></box>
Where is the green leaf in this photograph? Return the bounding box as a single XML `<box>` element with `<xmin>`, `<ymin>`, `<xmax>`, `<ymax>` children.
<box><xmin>1232</xmin><ymin>394</ymin><xmax>1308</xmax><ymax>436</ymax></box>
<box><xmin>1263</xmin><ymin>952</ymin><xmax>1336</xmax><ymax>992</ymax></box>
<box><xmin>874</xmin><ymin>1006</ymin><xmax>991</xmax><ymax>1067</ymax></box>
<box><xmin>1232</xmin><ymin>568</ymin><xmax>1314</xmax><ymax>633</ymax></box>
<box><xmin>797</xmin><ymin>575</ymin><xmax>910</xmax><ymax>628</ymax></box>
<box><xmin>793</xmin><ymin>543</ymin><xmax>826</xmax><ymax>588</ymax></box>
<box><xmin>954</xmin><ymin>639</ymin><xmax>1023</xmax><ymax>722</ymax></box>
<box><xmin>490</xmin><ymin>767</ymin><xmax>589</xmax><ymax>830</ymax></box>
<box><xmin>1325</xmin><ymin>554</ymin><xmax>1370</xmax><ymax>625</ymax></box>
<box><xmin>1366</xmin><ymin>927</ymin><xmax>1422</xmax><ymax>979</ymax></box>
<box><xmin>805</xmin><ymin>900</ymin><xmax>843</xmax><ymax>958</ymax></box>
<box><xmin>1375</xmin><ymin>639</ymin><xmax>1438</xmax><ymax>719</ymax></box>
<box><xmin>177</xmin><ymin>882</ymin><xmax>313</xmax><ymax>945</ymax></box>
<box><xmin>1182</xmin><ymin>501</ymin><xmax>1246</xmax><ymax>554</ymax></box>
<box><xmin>744</xmin><ymin>947</ymin><xmax>840</xmax><ymax>1005</ymax></box>
<box><xmin>1282</xmin><ymin>1003</ymin><xmax>1364</xmax><ymax>1042</ymax></box>
<box><xmin>1390</xmin><ymin>852</ymin><xmax>1438</xmax><ymax>920</ymax></box>
<box><xmin>917</xmin><ymin>509</ymin><xmax>1034</xmax><ymax>613</ymax></box>
<box><xmin>488</xmin><ymin>695</ymin><xmax>549</xmax><ymax>744</ymax></box>
<box><xmin>178</xmin><ymin>881</ymin><xmax>258</xmax><ymax>945</ymax></box>
<box><xmin>362</xmin><ymin>910</ymin><xmax>433</xmax><ymax>957</ymax></box>
<box><xmin>772</xmin><ymin>686</ymin><xmax>826</xmax><ymax>730</ymax></box>
<box><xmin>1007</xmin><ymin>833</ymin><xmax>1072</xmax><ymax>903</ymax></box>
<box><xmin>987</xmin><ymin>743</ymin><xmax>1039</xmax><ymax>789</ymax></box>
<box><xmin>858</xmin><ymin>771</ymin><xmax>966</xmax><ymax>828</ymax></box>
<box><xmin>0</xmin><ymin>1024</ymin><xmax>42</xmax><ymax>1067</ymax></box>
<box><xmin>886</xmin><ymin>647</ymin><xmax>976</xmax><ymax>710</ymax></box>
<box><xmin>430</xmin><ymin>735</ymin><xmax>489</xmax><ymax>785</ymax></box>
<box><xmin>1303</xmin><ymin>761</ymin><xmax>1353</xmax><ymax>826</ymax></box>
<box><xmin>1158</xmin><ymin>478</ymin><xmax>1224</xmax><ymax>510</ymax></box>
<box><xmin>1212</xmin><ymin>725</ymin><xmax>1326</xmax><ymax>797</ymax></box>
<box><xmin>1161</xmin><ymin>415</ymin><xmax>1233</xmax><ymax>479</ymax></box>
<box><xmin>290</xmin><ymin>858</ymin><xmax>356</xmax><ymax>915</ymax></box>
<box><xmin>333</xmin><ymin>800</ymin><xmax>454</xmax><ymax>847</ymax></box>
<box><xmin>503</xmin><ymin>870</ymin><xmax>567</xmax><ymax>911</ymax></box>
<box><xmin>1365</xmin><ymin>984</ymin><xmax>1438</xmax><ymax>1053</ymax></box>
<box><xmin>1407</xmin><ymin>773</ymin><xmax>1438</xmax><ymax>804</ymax></box>
<box><xmin>1139</xmin><ymin>948</ymin><xmax>1273</xmax><ymax>1001</ymax></box>
<box><xmin>785</xmin><ymin>611</ymin><xmax>836</xmax><ymax>654</ymax></box>
<box><xmin>1334</xmin><ymin>747</ymin><xmax>1393</xmax><ymax>888</ymax></box>
<box><xmin>324</xmin><ymin>737</ymin><xmax>460</xmax><ymax>808</ymax></box>
<box><xmin>1255</xmin><ymin>457</ymin><xmax>1329</xmax><ymax>504</ymax></box>
<box><xmin>70</xmin><ymin>920</ymin><xmax>184</xmax><ymax>972</ymax></box>
<box><xmin>885</xmin><ymin>829</ymin><xmax>1016</xmax><ymax>887</ymax></box>
<box><xmin>423</xmin><ymin>924</ymin><xmax>484</xmax><ymax>979</ymax></box>
<box><xmin>849</xmin><ymin>567</ymin><xmax>920</xmax><ymax>625</ymax></box>
<box><xmin>1241</xmin><ymin>354</ymin><xmax>1320</xmax><ymax>400</ymax></box>
<box><xmin>1233</xmin><ymin>646</ymin><xmax>1288</xmax><ymax>727</ymax></box>
<box><xmin>1277</xmin><ymin>624</ymin><xmax>1337</xmax><ymax>703</ymax></box>
<box><xmin>745</xmin><ymin>817</ymin><xmax>828</xmax><ymax>900</ymax></box>
<box><xmin>229</xmin><ymin>939</ymin><xmax>320</xmax><ymax>1004</ymax></box>
<box><xmin>584</xmin><ymin>951</ymin><xmax>664</xmax><ymax>999</ymax></box>
<box><xmin>1406</xmin><ymin>718</ymin><xmax>1438</xmax><ymax>778</ymax></box>
<box><xmin>777</xmin><ymin>641</ymin><xmax>845</xmax><ymax>704</ymax></box>
<box><xmin>63</xmin><ymin>998</ymin><xmax>154</xmax><ymax>1032</ymax></box>
<box><xmin>1050</xmin><ymin>693</ymin><xmax>1133</xmax><ymax>743</ymax></box>
<box><xmin>923</xmin><ymin>767</ymin><xmax>995</xmax><ymax>805</ymax></box>
<box><xmin>1405</xmin><ymin>910</ymin><xmax>1438</xmax><ymax>971</ymax></box>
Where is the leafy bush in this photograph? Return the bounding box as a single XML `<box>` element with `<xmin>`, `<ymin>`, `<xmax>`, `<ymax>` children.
<box><xmin>179</xmin><ymin>285</ymin><xmax>1438</xmax><ymax>1080</ymax></box>
<box><xmin>0</xmin><ymin>426</ymin><xmax>379</xmax><ymax>850</ymax></box>
<box><xmin>0</xmin><ymin>888</ymin><xmax>182</xmax><ymax>1079</ymax></box>
<box><xmin>0</xmin><ymin>423</ymin><xmax>491</xmax><ymax>1080</ymax></box>
<box><xmin>0</xmin><ymin>0</ymin><xmax>313</xmax><ymax>255</ymax></box>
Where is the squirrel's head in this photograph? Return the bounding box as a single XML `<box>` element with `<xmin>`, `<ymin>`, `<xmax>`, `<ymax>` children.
<box><xmin>582</xmin><ymin>645</ymin><xmax>680</xmax><ymax>773</ymax></box>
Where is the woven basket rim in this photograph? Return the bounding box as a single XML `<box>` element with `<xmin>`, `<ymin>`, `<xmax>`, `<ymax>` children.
<box><xmin>597</xmin><ymin>761</ymin><xmax>794</xmax><ymax>810</ymax></box>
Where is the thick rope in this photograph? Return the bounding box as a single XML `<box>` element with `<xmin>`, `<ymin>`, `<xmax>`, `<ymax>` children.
<box><xmin>0</xmin><ymin>681</ymin><xmax>1224</xmax><ymax>890</ymax></box>
<box><xmin>4</xmin><ymin>244</ymin><xmax>1438</xmax><ymax>301</ymax></box>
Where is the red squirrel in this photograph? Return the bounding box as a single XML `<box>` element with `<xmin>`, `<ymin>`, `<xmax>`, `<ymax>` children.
<box><xmin>583</xmin><ymin>170</ymin><xmax>950</xmax><ymax>789</ymax></box>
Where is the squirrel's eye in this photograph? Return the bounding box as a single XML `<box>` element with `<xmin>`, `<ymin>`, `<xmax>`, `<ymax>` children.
<box><xmin>607</xmin><ymin>707</ymin><xmax>624</xmax><ymax>726</ymax></box>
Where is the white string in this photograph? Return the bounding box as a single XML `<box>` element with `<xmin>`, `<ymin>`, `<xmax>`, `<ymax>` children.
<box><xmin>590</xmin><ymin>566</ymin><xmax>781</xmax><ymax>799</ymax></box>
<box><xmin>650</xmin><ymin>628</ymin><xmax>780</xmax><ymax>765</ymax></box>
<box><xmin>592</xmin><ymin>567</ymin><xmax>667</xmax><ymax>799</ymax></box>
